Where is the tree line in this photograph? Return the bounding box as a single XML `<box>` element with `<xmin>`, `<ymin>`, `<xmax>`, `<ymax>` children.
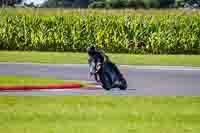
<box><xmin>43</xmin><ymin>0</ymin><xmax>200</xmax><ymax>8</ymax></box>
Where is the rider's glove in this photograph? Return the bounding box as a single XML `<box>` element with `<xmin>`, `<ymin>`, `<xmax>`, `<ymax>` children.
<box><xmin>96</xmin><ymin>62</ymin><xmax>102</xmax><ymax>72</ymax></box>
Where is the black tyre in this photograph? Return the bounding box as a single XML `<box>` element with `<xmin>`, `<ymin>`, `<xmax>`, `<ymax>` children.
<box><xmin>102</xmin><ymin>85</ymin><xmax>112</xmax><ymax>91</ymax></box>
<box><xmin>119</xmin><ymin>78</ymin><xmax>128</xmax><ymax>90</ymax></box>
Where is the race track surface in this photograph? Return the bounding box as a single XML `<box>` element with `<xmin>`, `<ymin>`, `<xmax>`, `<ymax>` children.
<box><xmin>0</xmin><ymin>62</ymin><xmax>200</xmax><ymax>96</ymax></box>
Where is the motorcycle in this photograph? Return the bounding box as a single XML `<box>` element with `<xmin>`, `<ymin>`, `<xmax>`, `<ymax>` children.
<box><xmin>89</xmin><ymin>57</ymin><xmax>128</xmax><ymax>90</ymax></box>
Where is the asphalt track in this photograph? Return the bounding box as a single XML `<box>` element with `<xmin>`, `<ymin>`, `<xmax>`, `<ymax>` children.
<box><xmin>0</xmin><ymin>62</ymin><xmax>200</xmax><ymax>96</ymax></box>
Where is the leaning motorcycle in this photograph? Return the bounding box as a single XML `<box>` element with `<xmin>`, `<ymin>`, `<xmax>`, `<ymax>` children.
<box><xmin>89</xmin><ymin>58</ymin><xmax>128</xmax><ymax>90</ymax></box>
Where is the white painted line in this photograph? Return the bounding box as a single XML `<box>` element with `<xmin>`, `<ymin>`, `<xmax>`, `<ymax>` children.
<box><xmin>38</xmin><ymin>89</ymin><xmax>67</xmax><ymax>92</ymax></box>
<box><xmin>120</xmin><ymin>65</ymin><xmax>200</xmax><ymax>71</ymax></box>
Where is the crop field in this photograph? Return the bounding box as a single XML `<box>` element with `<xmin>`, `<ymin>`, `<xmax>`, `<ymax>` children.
<box><xmin>0</xmin><ymin>8</ymin><xmax>200</xmax><ymax>54</ymax></box>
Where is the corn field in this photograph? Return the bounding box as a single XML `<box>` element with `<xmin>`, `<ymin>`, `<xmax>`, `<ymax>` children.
<box><xmin>0</xmin><ymin>14</ymin><xmax>200</xmax><ymax>54</ymax></box>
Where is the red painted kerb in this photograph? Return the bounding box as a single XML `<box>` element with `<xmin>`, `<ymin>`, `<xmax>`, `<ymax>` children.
<box><xmin>0</xmin><ymin>84</ymin><xmax>82</xmax><ymax>91</ymax></box>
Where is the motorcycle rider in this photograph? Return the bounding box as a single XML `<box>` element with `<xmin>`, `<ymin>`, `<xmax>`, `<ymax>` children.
<box><xmin>87</xmin><ymin>46</ymin><xmax>106</xmax><ymax>82</ymax></box>
<box><xmin>87</xmin><ymin>46</ymin><xmax>127</xmax><ymax>90</ymax></box>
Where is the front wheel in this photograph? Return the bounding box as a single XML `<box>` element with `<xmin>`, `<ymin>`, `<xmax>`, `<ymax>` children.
<box><xmin>100</xmin><ymin>72</ymin><xmax>113</xmax><ymax>90</ymax></box>
<box><xmin>102</xmin><ymin>85</ymin><xmax>112</xmax><ymax>91</ymax></box>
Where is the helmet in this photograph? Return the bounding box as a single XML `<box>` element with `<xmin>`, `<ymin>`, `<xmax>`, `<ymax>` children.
<box><xmin>87</xmin><ymin>46</ymin><xmax>97</xmax><ymax>56</ymax></box>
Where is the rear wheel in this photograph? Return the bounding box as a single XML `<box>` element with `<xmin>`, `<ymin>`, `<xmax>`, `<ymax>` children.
<box><xmin>119</xmin><ymin>77</ymin><xmax>128</xmax><ymax>90</ymax></box>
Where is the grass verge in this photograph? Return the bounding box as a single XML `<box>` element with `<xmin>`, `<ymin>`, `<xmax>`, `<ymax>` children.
<box><xmin>1</xmin><ymin>8</ymin><xmax>200</xmax><ymax>16</ymax></box>
<box><xmin>0</xmin><ymin>96</ymin><xmax>199</xmax><ymax>133</ymax></box>
<box><xmin>0</xmin><ymin>51</ymin><xmax>200</xmax><ymax>66</ymax></box>
<box><xmin>0</xmin><ymin>76</ymin><xmax>86</xmax><ymax>86</ymax></box>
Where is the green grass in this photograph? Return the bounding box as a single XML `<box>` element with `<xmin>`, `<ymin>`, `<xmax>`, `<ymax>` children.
<box><xmin>0</xmin><ymin>76</ymin><xmax>85</xmax><ymax>86</ymax></box>
<box><xmin>1</xmin><ymin>7</ymin><xmax>200</xmax><ymax>16</ymax></box>
<box><xmin>1</xmin><ymin>51</ymin><xmax>200</xmax><ymax>66</ymax></box>
<box><xmin>0</xmin><ymin>96</ymin><xmax>199</xmax><ymax>133</ymax></box>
